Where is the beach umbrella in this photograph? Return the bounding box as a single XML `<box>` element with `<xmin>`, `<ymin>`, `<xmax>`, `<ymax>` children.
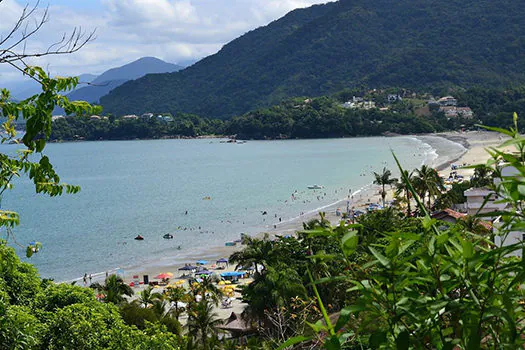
<box><xmin>196</xmin><ymin>260</ymin><xmax>208</xmax><ymax>265</ymax></box>
<box><xmin>178</xmin><ymin>265</ymin><xmax>197</xmax><ymax>271</ymax></box>
<box><xmin>216</xmin><ymin>257</ymin><xmax>228</xmax><ymax>263</ymax></box>
<box><xmin>218</xmin><ymin>281</ymin><xmax>225</xmax><ymax>285</ymax></box>
<box><xmin>155</xmin><ymin>272</ymin><xmax>174</xmax><ymax>279</ymax></box>
<box><xmin>220</xmin><ymin>271</ymin><xmax>245</xmax><ymax>278</ymax></box>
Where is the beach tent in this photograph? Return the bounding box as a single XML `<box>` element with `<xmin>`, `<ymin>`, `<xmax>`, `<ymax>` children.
<box><xmin>196</xmin><ymin>260</ymin><xmax>208</xmax><ymax>265</ymax></box>
<box><xmin>178</xmin><ymin>265</ymin><xmax>197</xmax><ymax>271</ymax></box>
<box><xmin>216</xmin><ymin>257</ymin><xmax>228</xmax><ymax>264</ymax></box>
<box><xmin>220</xmin><ymin>271</ymin><xmax>245</xmax><ymax>278</ymax></box>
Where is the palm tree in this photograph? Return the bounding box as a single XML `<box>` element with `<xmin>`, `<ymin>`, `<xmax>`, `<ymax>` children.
<box><xmin>187</xmin><ymin>299</ymin><xmax>223</xmax><ymax>350</ymax></box>
<box><xmin>229</xmin><ymin>233</ymin><xmax>274</xmax><ymax>273</ymax></box>
<box><xmin>395</xmin><ymin>169</ymin><xmax>414</xmax><ymax>216</ymax></box>
<box><xmin>150</xmin><ymin>298</ymin><xmax>170</xmax><ymax>319</ymax></box>
<box><xmin>471</xmin><ymin>164</ymin><xmax>493</xmax><ymax>188</ymax></box>
<box><xmin>90</xmin><ymin>274</ymin><xmax>133</xmax><ymax>304</ymax></box>
<box><xmin>191</xmin><ymin>276</ymin><xmax>223</xmax><ymax>306</ymax></box>
<box><xmin>413</xmin><ymin>165</ymin><xmax>445</xmax><ymax>210</ymax></box>
<box><xmin>165</xmin><ymin>286</ymin><xmax>188</xmax><ymax>321</ymax></box>
<box><xmin>373</xmin><ymin>167</ymin><xmax>398</xmax><ymax>207</ymax></box>
<box><xmin>134</xmin><ymin>286</ymin><xmax>162</xmax><ymax>308</ymax></box>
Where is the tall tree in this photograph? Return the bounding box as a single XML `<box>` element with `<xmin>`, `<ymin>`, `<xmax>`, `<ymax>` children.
<box><xmin>395</xmin><ymin>169</ymin><xmax>414</xmax><ymax>215</ymax></box>
<box><xmin>413</xmin><ymin>164</ymin><xmax>445</xmax><ymax>210</ymax></box>
<box><xmin>470</xmin><ymin>164</ymin><xmax>493</xmax><ymax>188</ymax></box>
<box><xmin>229</xmin><ymin>233</ymin><xmax>275</xmax><ymax>273</ymax></box>
<box><xmin>186</xmin><ymin>299</ymin><xmax>222</xmax><ymax>350</ymax></box>
<box><xmin>373</xmin><ymin>167</ymin><xmax>397</xmax><ymax>207</ymax></box>
<box><xmin>165</xmin><ymin>286</ymin><xmax>188</xmax><ymax>321</ymax></box>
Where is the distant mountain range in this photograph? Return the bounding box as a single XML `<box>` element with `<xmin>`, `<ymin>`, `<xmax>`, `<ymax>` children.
<box><xmin>65</xmin><ymin>57</ymin><xmax>183</xmax><ymax>106</ymax></box>
<box><xmin>4</xmin><ymin>57</ymin><xmax>183</xmax><ymax>106</ymax></box>
<box><xmin>100</xmin><ymin>0</ymin><xmax>525</xmax><ymax>119</ymax></box>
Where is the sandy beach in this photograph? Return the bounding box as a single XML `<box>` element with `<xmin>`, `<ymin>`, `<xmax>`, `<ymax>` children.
<box><xmin>85</xmin><ymin>130</ymin><xmax>507</xmax><ymax>322</ymax></box>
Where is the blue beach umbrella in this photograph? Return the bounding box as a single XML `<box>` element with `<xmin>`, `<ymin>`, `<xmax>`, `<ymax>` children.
<box><xmin>220</xmin><ymin>271</ymin><xmax>245</xmax><ymax>278</ymax></box>
<box><xmin>196</xmin><ymin>260</ymin><xmax>208</xmax><ymax>265</ymax></box>
<box><xmin>216</xmin><ymin>258</ymin><xmax>228</xmax><ymax>263</ymax></box>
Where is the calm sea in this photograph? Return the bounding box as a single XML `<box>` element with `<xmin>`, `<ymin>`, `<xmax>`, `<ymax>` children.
<box><xmin>2</xmin><ymin>136</ymin><xmax>465</xmax><ymax>281</ymax></box>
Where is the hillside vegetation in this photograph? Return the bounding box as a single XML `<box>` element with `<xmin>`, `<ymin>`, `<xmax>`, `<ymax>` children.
<box><xmin>101</xmin><ymin>0</ymin><xmax>525</xmax><ymax>118</ymax></box>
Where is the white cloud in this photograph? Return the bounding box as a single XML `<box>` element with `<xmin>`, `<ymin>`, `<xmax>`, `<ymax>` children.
<box><xmin>0</xmin><ymin>0</ymin><xmax>330</xmax><ymax>84</ymax></box>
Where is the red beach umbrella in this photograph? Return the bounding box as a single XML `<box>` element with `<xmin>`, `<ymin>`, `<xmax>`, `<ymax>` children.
<box><xmin>155</xmin><ymin>272</ymin><xmax>174</xmax><ymax>279</ymax></box>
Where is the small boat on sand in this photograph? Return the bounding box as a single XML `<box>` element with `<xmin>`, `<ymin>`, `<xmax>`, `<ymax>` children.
<box><xmin>163</xmin><ymin>233</ymin><xmax>174</xmax><ymax>239</ymax></box>
<box><xmin>134</xmin><ymin>235</ymin><xmax>144</xmax><ymax>240</ymax></box>
<box><xmin>307</xmin><ymin>184</ymin><xmax>324</xmax><ymax>190</ymax></box>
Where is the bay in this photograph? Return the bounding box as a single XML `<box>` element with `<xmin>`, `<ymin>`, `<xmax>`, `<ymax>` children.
<box><xmin>2</xmin><ymin>136</ymin><xmax>465</xmax><ymax>281</ymax></box>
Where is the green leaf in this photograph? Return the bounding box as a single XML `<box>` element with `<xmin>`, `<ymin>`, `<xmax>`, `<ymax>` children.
<box><xmin>306</xmin><ymin>320</ymin><xmax>327</xmax><ymax>333</ymax></box>
<box><xmin>476</xmin><ymin>124</ymin><xmax>514</xmax><ymax>137</ymax></box>
<box><xmin>335</xmin><ymin>305</ymin><xmax>367</xmax><ymax>331</ymax></box>
<box><xmin>276</xmin><ymin>336</ymin><xmax>311</xmax><ymax>350</ymax></box>
<box><xmin>462</xmin><ymin>239</ymin><xmax>474</xmax><ymax>259</ymax></box>
<box><xmin>369</xmin><ymin>247</ymin><xmax>390</xmax><ymax>267</ymax></box>
<box><xmin>386</xmin><ymin>238</ymin><xmax>399</xmax><ymax>259</ymax></box>
<box><xmin>341</xmin><ymin>231</ymin><xmax>358</xmax><ymax>257</ymax></box>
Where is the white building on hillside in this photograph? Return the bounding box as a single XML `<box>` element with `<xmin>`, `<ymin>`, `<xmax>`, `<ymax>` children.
<box><xmin>464</xmin><ymin>187</ymin><xmax>506</xmax><ymax>217</ymax></box>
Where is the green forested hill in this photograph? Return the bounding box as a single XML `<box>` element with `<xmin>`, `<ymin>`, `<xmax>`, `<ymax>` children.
<box><xmin>100</xmin><ymin>0</ymin><xmax>525</xmax><ymax>119</ymax></box>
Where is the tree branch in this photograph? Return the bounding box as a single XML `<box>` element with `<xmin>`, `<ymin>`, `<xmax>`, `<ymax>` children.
<box><xmin>0</xmin><ymin>1</ymin><xmax>96</xmax><ymax>72</ymax></box>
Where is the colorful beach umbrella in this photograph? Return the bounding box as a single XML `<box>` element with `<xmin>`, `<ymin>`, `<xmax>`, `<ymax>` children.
<box><xmin>155</xmin><ymin>272</ymin><xmax>174</xmax><ymax>279</ymax></box>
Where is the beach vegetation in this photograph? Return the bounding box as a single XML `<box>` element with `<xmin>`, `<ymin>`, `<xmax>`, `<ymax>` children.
<box><xmin>412</xmin><ymin>164</ymin><xmax>445</xmax><ymax>211</ymax></box>
<box><xmin>165</xmin><ymin>286</ymin><xmax>189</xmax><ymax>321</ymax></box>
<box><xmin>470</xmin><ymin>164</ymin><xmax>494</xmax><ymax>188</ymax></box>
<box><xmin>90</xmin><ymin>274</ymin><xmax>134</xmax><ymax>305</ymax></box>
<box><xmin>394</xmin><ymin>169</ymin><xmax>414</xmax><ymax>215</ymax></box>
<box><xmin>269</xmin><ymin>120</ymin><xmax>525</xmax><ymax>349</ymax></box>
<box><xmin>373</xmin><ymin>167</ymin><xmax>397</xmax><ymax>207</ymax></box>
<box><xmin>187</xmin><ymin>298</ymin><xmax>223</xmax><ymax>350</ymax></box>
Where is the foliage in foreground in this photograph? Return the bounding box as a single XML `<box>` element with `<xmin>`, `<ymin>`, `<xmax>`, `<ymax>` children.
<box><xmin>277</xmin><ymin>116</ymin><xmax>525</xmax><ymax>349</ymax></box>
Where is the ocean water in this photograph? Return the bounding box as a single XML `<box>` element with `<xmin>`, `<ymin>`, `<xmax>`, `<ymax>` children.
<box><xmin>1</xmin><ymin>136</ymin><xmax>465</xmax><ymax>281</ymax></box>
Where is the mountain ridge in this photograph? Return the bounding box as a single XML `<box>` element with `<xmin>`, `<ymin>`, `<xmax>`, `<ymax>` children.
<box><xmin>100</xmin><ymin>0</ymin><xmax>525</xmax><ymax>118</ymax></box>
<box><xmin>65</xmin><ymin>57</ymin><xmax>183</xmax><ymax>105</ymax></box>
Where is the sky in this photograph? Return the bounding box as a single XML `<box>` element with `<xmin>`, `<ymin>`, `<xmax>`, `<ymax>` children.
<box><xmin>0</xmin><ymin>0</ymin><xmax>329</xmax><ymax>84</ymax></box>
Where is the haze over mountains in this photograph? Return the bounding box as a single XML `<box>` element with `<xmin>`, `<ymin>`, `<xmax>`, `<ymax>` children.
<box><xmin>100</xmin><ymin>0</ymin><xmax>525</xmax><ymax>119</ymax></box>
<box><xmin>65</xmin><ymin>57</ymin><xmax>183</xmax><ymax>105</ymax></box>
<box><xmin>6</xmin><ymin>57</ymin><xmax>182</xmax><ymax>103</ymax></box>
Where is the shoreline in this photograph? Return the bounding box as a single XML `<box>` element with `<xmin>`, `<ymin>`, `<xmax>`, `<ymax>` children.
<box><xmin>67</xmin><ymin>131</ymin><xmax>482</xmax><ymax>286</ymax></box>
<box><xmin>66</xmin><ymin>130</ymin><xmax>507</xmax><ymax>323</ymax></box>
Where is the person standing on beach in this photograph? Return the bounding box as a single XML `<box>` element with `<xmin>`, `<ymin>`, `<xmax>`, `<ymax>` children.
<box><xmin>89</xmin><ymin>274</ymin><xmax>92</xmax><ymax>284</ymax></box>
<box><xmin>83</xmin><ymin>273</ymin><xmax>87</xmax><ymax>286</ymax></box>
